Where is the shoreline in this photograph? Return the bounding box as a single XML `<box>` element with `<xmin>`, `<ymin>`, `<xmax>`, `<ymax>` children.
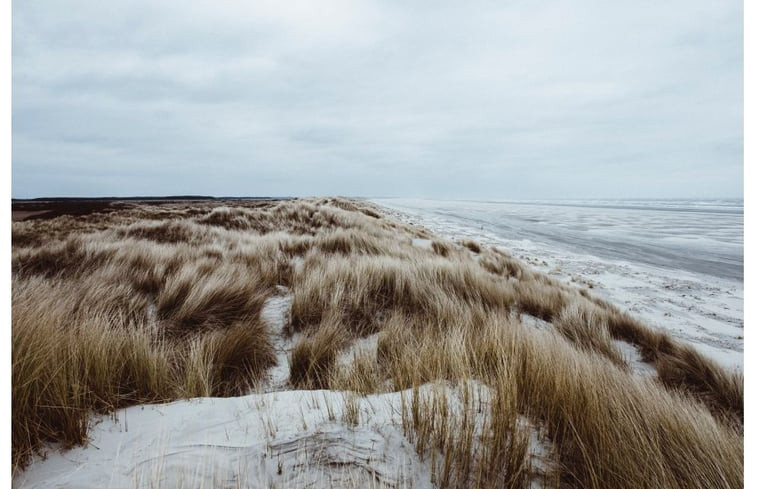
<box><xmin>372</xmin><ymin>198</ymin><xmax>743</xmax><ymax>370</ymax></box>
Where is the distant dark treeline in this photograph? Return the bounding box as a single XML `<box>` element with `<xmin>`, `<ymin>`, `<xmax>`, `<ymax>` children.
<box><xmin>11</xmin><ymin>196</ymin><xmax>294</xmax><ymax>221</ymax></box>
<box><xmin>12</xmin><ymin>196</ymin><xmax>296</xmax><ymax>202</ymax></box>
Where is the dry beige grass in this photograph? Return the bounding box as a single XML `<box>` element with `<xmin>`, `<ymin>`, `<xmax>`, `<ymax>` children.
<box><xmin>12</xmin><ymin>197</ymin><xmax>742</xmax><ymax>488</ymax></box>
<box><xmin>552</xmin><ymin>303</ymin><xmax>627</xmax><ymax>369</ymax></box>
<box><xmin>289</xmin><ymin>315</ymin><xmax>350</xmax><ymax>389</ymax></box>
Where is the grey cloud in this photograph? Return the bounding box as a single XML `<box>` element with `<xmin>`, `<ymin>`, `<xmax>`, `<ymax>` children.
<box><xmin>12</xmin><ymin>0</ymin><xmax>742</xmax><ymax>199</ymax></box>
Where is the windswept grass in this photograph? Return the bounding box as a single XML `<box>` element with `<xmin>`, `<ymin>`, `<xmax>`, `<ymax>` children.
<box><xmin>289</xmin><ymin>316</ymin><xmax>349</xmax><ymax>389</ymax></box>
<box><xmin>12</xmin><ymin>277</ymin><xmax>276</xmax><ymax>470</ymax></box>
<box><xmin>552</xmin><ymin>303</ymin><xmax>627</xmax><ymax>369</ymax></box>
<box><xmin>289</xmin><ymin>252</ymin><xmax>516</xmax><ymax>336</ymax></box>
<box><xmin>336</xmin><ymin>312</ymin><xmax>742</xmax><ymax>489</ymax></box>
<box><xmin>12</xmin><ymin>197</ymin><xmax>743</xmax><ymax>488</ymax></box>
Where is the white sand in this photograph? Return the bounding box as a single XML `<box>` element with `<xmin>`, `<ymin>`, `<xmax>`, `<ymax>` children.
<box><xmin>14</xmin><ymin>381</ymin><xmax>557</xmax><ymax>489</ymax></box>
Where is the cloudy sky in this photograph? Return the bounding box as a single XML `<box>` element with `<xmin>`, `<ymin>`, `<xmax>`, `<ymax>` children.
<box><xmin>12</xmin><ymin>0</ymin><xmax>742</xmax><ymax>199</ymax></box>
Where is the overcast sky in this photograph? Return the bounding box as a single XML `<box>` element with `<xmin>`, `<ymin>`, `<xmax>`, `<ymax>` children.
<box><xmin>12</xmin><ymin>0</ymin><xmax>743</xmax><ymax>199</ymax></box>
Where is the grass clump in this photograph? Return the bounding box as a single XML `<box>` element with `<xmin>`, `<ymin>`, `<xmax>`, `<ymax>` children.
<box><xmin>289</xmin><ymin>317</ymin><xmax>349</xmax><ymax>389</ymax></box>
<box><xmin>552</xmin><ymin>303</ymin><xmax>627</xmax><ymax>369</ymax></box>
<box><xmin>461</xmin><ymin>239</ymin><xmax>482</xmax><ymax>253</ymax></box>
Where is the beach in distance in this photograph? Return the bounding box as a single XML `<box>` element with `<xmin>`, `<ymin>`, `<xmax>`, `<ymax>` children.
<box><xmin>374</xmin><ymin>198</ymin><xmax>744</xmax><ymax>370</ymax></box>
